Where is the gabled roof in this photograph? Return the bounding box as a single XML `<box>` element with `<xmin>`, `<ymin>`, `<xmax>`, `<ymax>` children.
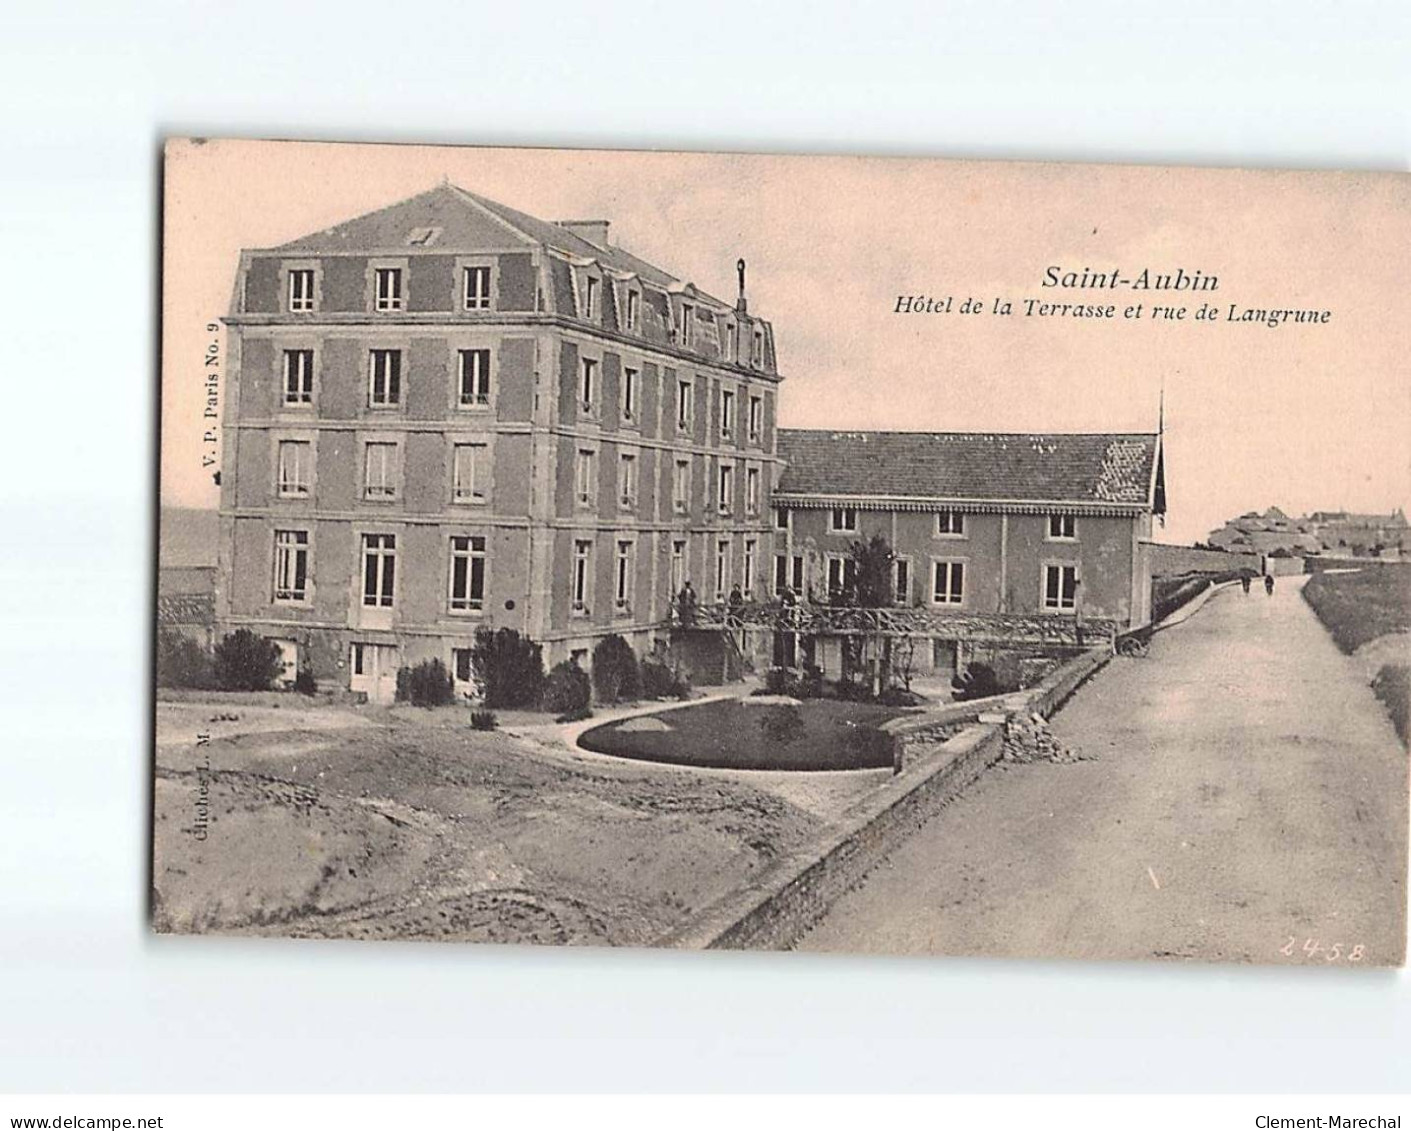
<box><xmin>269</xmin><ymin>182</ymin><xmax>733</xmax><ymax>308</ymax></box>
<box><xmin>776</xmin><ymin>429</ymin><xmax>1161</xmax><ymax>508</ymax></box>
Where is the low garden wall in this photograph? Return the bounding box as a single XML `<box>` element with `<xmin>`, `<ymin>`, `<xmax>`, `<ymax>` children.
<box><xmin>662</xmin><ymin>647</ymin><xmax>1112</xmax><ymax>951</ymax></box>
<box><xmin>1146</xmin><ymin>542</ymin><xmax>1260</xmax><ymax>577</ymax></box>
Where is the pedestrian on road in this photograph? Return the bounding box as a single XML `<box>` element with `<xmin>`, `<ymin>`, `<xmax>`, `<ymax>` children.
<box><xmin>1264</xmin><ymin>573</ymin><xmax>1275</xmax><ymax>597</ymax></box>
<box><xmin>1241</xmin><ymin>574</ymin><xmax>1252</xmax><ymax>595</ymax></box>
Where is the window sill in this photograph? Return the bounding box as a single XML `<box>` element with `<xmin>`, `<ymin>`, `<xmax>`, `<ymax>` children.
<box><xmin>447</xmin><ymin>606</ymin><xmax>486</xmax><ymax>617</ymax></box>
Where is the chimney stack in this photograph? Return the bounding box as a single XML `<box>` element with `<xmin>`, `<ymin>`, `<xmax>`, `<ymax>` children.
<box><xmin>736</xmin><ymin>257</ymin><xmax>748</xmax><ymax>313</ymax></box>
<box><xmin>558</xmin><ymin>219</ymin><xmax>611</xmax><ymax>248</ymax></box>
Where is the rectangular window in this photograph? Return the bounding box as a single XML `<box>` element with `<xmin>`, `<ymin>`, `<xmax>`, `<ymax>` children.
<box><xmin>449</xmin><ymin>535</ymin><xmax>487</xmax><ymax>612</ymax></box>
<box><xmin>463</xmin><ymin>265</ymin><xmax>491</xmax><ymax>310</ymax></box>
<box><xmin>621</xmin><ymin>367</ymin><xmax>638</xmax><ymax>422</ymax></box>
<box><xmin>272</xmin><ymin>530</ymin><xmax>309</xmax><ymax>603</ymax></box>
<box><xmin>363</xmin><ymin>442</ymin><xmax>397</xmax><ymax>500</ymax></box>
<box><xmin>775</xmin><ymin>507</ymin><xmax>790</xmax><ymax>531</ymax></box>
<box><xmin>752</xmin><ymin>328</ymin><xmax>764</xmax><ymax>368</ymax></box>
<box><xmin>673</xmin><ymin>458</ymin><xmax>691</xmax><ymax>514</ymax></box>
<box><xmin>458</xmin><ymin>349</ymin><xmax>491</xmax><ymax>407</ymax></box>
<box><xmin>362</xmin><ymin>534</ymin><xmax>396</xmax><ymax>608</ymax></box>
<box><xmin>670</xmin><ymin>539</ymin><xmax>687</xmax><ymax>595</ymax></box>
<box><xmin>572</xmin><ymin>540</ymin><xmax>592</xmax><ymax>614</ymax></box>
<box><xmin>374</xmin><ymin>267</ymin><xmax>404</xmax><ymax>311</ymax></box>
<box><xmin>1044</xmin><ymin>564</ymin><xmax>1079</xmax><ymax>611</ymax></box>
<box><xmin>287</xmin><ymin>269</ymin><xmax>315</xmax><ymax>312</ymax></box>
<box><xmin>283</xmin><ymin>349</ymin><xmax>314</xmax><ymax>404</ymax></box>
<box><xmin>369</xmin><ymin>350</ymin><xmax>401</xmax><ymax>406</ymax></box>
<box><xmin>724</xmin><ymin>321</ymin><xmax>736</xmax><ymax>362</ymax></box>
<box><xmin>748</xmin><ymin>395</ymin><xmax>763</xmax><ymax>442</ymax></box>
<box><xmin>746</xmin><ymin>467</ymin><xmax>760</xmax><ymax>515</ymax></box>
<box><xmin>936</xmin><ymin>510</ymin><xmax>965</xmax><ymax>536</ymax></box>
<box><xmin>1048</xmin><ymin>514</ymin><xmax>1077</xmax><ymax>540</ymax></box>
<box><xmin>677</xmin><ymin>379</ymin><xmax>693</xmax><ymax>431</ymax></box>
<box><xmin>743</xmin><ymin>539</ymin><xmax>757</xmax><ymax>595</ymax></box>
<box><xmin>618</xmin><ymin>452</ymin><xmax>638</xmax><ymax>510</ymax></box>
<box><xmin>615</xmin><ymin>540</ymin><xmax>634</xmax><ymax>612</ymax></box>
<box><xmin>717</xmin><ymin>463</ymin><xmax>735</xmax><ymax>515</ymax></box>
<box><xmin>679</xmin><ymin>303</ymin><xmax>694</xmax><ymax>346</ymax></box>
<box><xmin>625</xmin><ymin>289</ymin><xmax>640</xmax><ymax>332</ymax></box>
<box><xmin>277</xmin><ymin>440</ymin><xmax>311</xmax><ymax>497</ymax></box>
<box><xmin>579</xmin><ymin>357</ymin><xmax>598</xmax><ymax>414</ymax></box>
<box><xmin>715</xmin><ymin>539</ymin><xmax>730</xmax><ymax>596</ymax></box>
<box><xmin>831</xmin><ymin>507</ymin><xmax>857</xmax><ymax>533</ymax></box>
<box><xmin>583</xmin><ymin>275</ymin><xmax>599</xmax><ymax>320</ymax></box>
<box><xmin>932</xmin><ymin>560</ymin><xmax>965</xmax><ymax>605</ymax></box>
<box><xmin>452</xmin><ymin>647</ymin><xmax>475</xmax><ymax>685</ymax></box>
<box><xmin>575</xmin><ymin>449</ymin><xmax>596</xmax><ymax>508</ymax></box>
<box><xmin>894</xmin><ymin>558</ymin><xmax>911</xmax><ymax>605</ymax></box>
<box><xmin>774</xmin><ymin>554</ymin><xmax>805</xmax><ymax>596</ymax></box>
<box><xmin>827</xmin><ymin>556</ymin><xmax>857</xmax><ymax>597</ymax></box>
<box><xmin>720</xmin><ymin>389</ymin><xmax>735</xmax><ymax>438</ymax></box>
<box><xmin>452</xmin><ymin>443</ymin><xmax>487</xmax><ymax>504</ymax></box>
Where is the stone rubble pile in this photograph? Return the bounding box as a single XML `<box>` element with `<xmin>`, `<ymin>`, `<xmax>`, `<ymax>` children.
<box><xmin>1002</xmin><ymin>712</ymin><xmax>1093</xmax><ymax>765</ymax></box>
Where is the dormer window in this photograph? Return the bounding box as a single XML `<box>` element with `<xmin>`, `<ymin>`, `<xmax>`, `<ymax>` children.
<box><xmin>724</xmin><ymin>320</ymin><xmax>736</xmax><ymax>362</ymax></box>
<box><xmin>287</xmin><ymin>269</ymin><xmax>316</xmax><ymax>313</ymax></box>
<box><xmin>625</xmin><ymin>289</ymin><xmax>641</xmax><ymax>332</ymax></box>
<box><xmin>463</xmin><ymin>265</ymin><xmax>492</xmax><ymax>310</ymax></box>
<box><xmin>583</xmin><ymin>275</ymin><xmax>600</xmax><ymax>320</ymax></box>
<box><xmin>751</xmin><ymin>327</ymin><xmax>764</xmax><ymax>368</ymax></box>
<box><xmin>679</xmin><ymin>303</ymin><xmax>694</xmax><ymax>347</ymax></box>
<box><xmin>374</xmin><ymin>267</ymin><xmax>404</xmax><ymax>312</ymax></box>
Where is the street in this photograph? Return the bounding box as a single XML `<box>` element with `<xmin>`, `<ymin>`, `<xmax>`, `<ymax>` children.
<box><xmin>799</xmin><ymin>578</ymin><xmax>1409</xmax><ymax>964</ymax></box>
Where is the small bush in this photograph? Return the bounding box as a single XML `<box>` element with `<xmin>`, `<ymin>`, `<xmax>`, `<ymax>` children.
<box><xmin>875</xmin><ymin>685</ymin><xmax>923</xmax><ymax>707</ymax></box>
<box><xmin>293</xmin><ymin>665</ymin><xmax>317</xmax><ymax>696</ymax></box>
<box><xmin>544</xmin><ymin>660</ymin><xmax>592</xmax><ymax>718</ymax></box>
<box><xmin>396</xmin><ymin>658</ymin><xmax>455</xmax><ymax>707</ymax></box>
<box><xmin>471</xmin><ymin>628</ymin><xmax>545</xmax><ymax>708</ymax></box>
<box><xmin>156</xmin><ymin>629</ymin><xmax>216</xmax><ymax>689</ymax></box>
<box><xmin>760</xmin><ymin>666</ymin><xmax>798</xmax><ymax>697</ymax></box>
<box><xmin>592</xmin><ymin>634</ymin><xmax>641</xmax><ymax>704</ymax></box>
<box><xmin>470</xmin><ymin>709</ymin><xmax>498</xmax><ymax>731</ymax></box>
<box><xmin>832</xmin><ymin>676</ymin><xmax>871</xmax><ymax>702</ymax></box>
<box><xmin>642</xmin><ymin>657</ymin><xmax>691</xmax><ymax>700</ymax></box>
<box><xmin>213</xmin><ymin>629</ymin><xmax>283</xmax><ymax>692</ymax></box>
<box><xmin>952</xmin><ymin>662</ymin><xmax>1002</xmax><ymax>701</ymax></box>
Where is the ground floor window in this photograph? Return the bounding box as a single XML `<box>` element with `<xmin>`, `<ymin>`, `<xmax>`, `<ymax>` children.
<box><xmin>1044</xmin><ymin>563</ymin><xmax>1079</xmax><ymax>611</ymax></box>
<box><xmin>893</xmin><ymin>557</ymin><xmax>911</xmax><ymax>605</ymax></box>
<box><xmin>715</xmin><ymin>539</ymin><xmax>731</xmax><ymax>597</ymax></box>
<box><xmin>615</xmin><ymin>539</ymin><xmax>635</xmax><ymax>613</ymax></box>
<box><xmin>452</xmin><ymin>647</ymin><xmax>476</xmax><ymax>685</ymax></box>
<box><xmin>670</xmin><ymin>539</ymin><xmax>687</xmax><ymax>595</ymax></box>
<box><xmin>827</xmin><ymin>555</ymin><xmax>856</xmax><ymax>598</ymax></box>
<box><xmin>572</xmin><ymin>540</ymin><xmax>592</xmax><ymax>614</ymax></box>
<box><xmin>774</xmin><ymin>553</ymin><xmax>804</xmax><ymax>597</ymax></box>
<box><xmin>743</xmin><ymin>539</ymin><xmax>757</xmax><ymax>595</ymax></box>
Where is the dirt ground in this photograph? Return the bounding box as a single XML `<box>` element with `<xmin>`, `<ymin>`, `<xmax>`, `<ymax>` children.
<box><xmin>152</xmin><ymin>696</ymin><xmax>884</xmax><ymax>947</ymax></box>
<box><xmin>800</xmin><ymin>578</ymin><xmax>1409</xmax><ymax>965</ymax></box>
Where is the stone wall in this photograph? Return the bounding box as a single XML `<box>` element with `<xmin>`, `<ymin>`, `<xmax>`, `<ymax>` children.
<box><xmin>1147</xmin><ymin>542</ymin><xmax>1260</xmax><ymax>577</ymax></box>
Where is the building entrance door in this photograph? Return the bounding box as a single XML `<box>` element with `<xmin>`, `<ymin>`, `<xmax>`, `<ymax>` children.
<box><xmin>350</xmin><ymin>642</ymin><xmax>399</xmax><ymax>704</ymax></box>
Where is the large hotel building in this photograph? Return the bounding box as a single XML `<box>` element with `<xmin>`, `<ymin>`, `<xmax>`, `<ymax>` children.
<box><xmin>218</xmin><ymin>183</ymin><xmax>782</xmax><ymax>701</ymax></box>
<box><xmin>215</xmin><ymin>184</ymin><xmax>1164</xmax><ymax>702</ymax></box>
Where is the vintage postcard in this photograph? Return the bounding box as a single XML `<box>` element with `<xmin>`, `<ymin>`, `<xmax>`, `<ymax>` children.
<box><xmin>155</xmin><ymin>139</ymin><xmax>1409</xmax><ymax>964</ymax></box>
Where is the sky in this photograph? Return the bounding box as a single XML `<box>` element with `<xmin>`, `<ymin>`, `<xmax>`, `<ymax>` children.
<box><xmin>162</xmin><ymin>139</ymin><xmax>1411</xmax><ymax>546</ymax></box>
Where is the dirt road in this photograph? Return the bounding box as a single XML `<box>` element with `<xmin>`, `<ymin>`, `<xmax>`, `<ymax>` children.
<box><xmin>799</xmin><ymin>578</ymin><xmax>1409</xmax><ymax>964</ymax></box>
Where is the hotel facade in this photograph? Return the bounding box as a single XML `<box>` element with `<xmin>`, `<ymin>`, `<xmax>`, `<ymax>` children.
<box><xmin>217</xmin><ymin>184</ymin><xmax>782</xmax><ymax>701</ymax></box>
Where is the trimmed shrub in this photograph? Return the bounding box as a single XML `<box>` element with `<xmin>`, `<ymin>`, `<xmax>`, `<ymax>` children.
<box><xmin>470</xmin><ymin>709</ymin><xmax>498</xmax><ymax>732</ymax></box>
<box><xmin>213</xmin><ymin>629</ymin><xmax>283</xmax><ymax>692</ymax></box>
<box><xmin>156</xmin><ymin>629</ymin><xmax>216</xmax><ymax>690</ymax></box>
<box><xmin>396</xmin><ymin>658</ymin><xmax>455</xmax><ymax>707</ymax></box>
<box><xmin>952</xmin><ymin>662</ymin><xmax>1002</xmax><ymax>701</ymax></box>
<box><xmin>471</xmin><ymin>627</ymin><xmax>545</xmax><ymax>708</ymax></box>
<box><xmin>761</xmin><ymin>665</ymin><xmax>797</xmax><ymax>696</ymax></box>
<box><xmin>543</xmin><ymin>660</ymin><xmax>592</xmax><ymax>719</ymax></box>
<box><xmin>592</xmin><ymin>634</ymin><xmax>641</xmax><ymax>704</ymax></box>
<box><xmin>641</xmin><ymin>657</ymin><xmax>691</xmax><ymax>700</ymax></box>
